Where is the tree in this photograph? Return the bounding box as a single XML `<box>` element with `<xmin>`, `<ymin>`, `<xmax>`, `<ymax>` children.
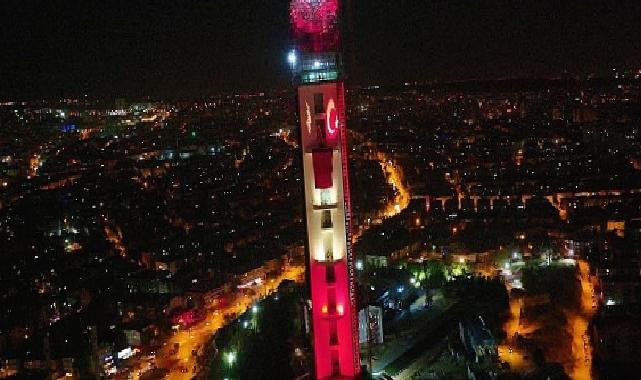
<box><xmin>425</xmin><ymin>260</ymin><xmax>446</xmax><ymax>290</ymax></box>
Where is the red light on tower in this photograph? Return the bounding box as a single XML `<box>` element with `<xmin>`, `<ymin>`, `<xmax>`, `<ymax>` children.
<box><xmin>290</xmin><ymin>0</ymin><xmax>338</xmax><ymax>35</ymax></box>
<box><xmin>291</xmin><ymin>0</ymin><xmax>361</xmax><ymax>378</ymax></box>
<box><xmin>290</xmin><ymin>0</ymin><xmax>340</xmax><ymax>53</ymax></box>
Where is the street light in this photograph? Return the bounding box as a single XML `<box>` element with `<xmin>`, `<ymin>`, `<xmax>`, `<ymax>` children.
<box><xmin>226</xmin><ymin>351</ymin><xmax>236</xmax><ymax>366</ymax></box>
<box><xmin>287</xmin><ymin>50</ymin><xmax>297</xmax><ymax>69</ymax></box>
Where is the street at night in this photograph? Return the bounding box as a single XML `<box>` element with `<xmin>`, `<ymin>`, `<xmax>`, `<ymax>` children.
<box><xmin>2</xmin><ymin>1</ymin><xmax>641</xmax><ymax>380</ymax></box>
<box><xmin>144</xmin><ymin>264</ymin><xmax>304</xmax><ymax>380</ymax></box>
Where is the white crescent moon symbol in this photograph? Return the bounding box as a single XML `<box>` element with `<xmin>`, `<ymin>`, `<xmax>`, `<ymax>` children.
<box><xmin>326</xmin><ymin>99</ymin><xmax>337</xmax><ymax>135</ymax></box>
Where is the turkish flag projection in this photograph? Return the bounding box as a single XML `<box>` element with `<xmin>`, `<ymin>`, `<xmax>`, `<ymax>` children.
<box><xmin>325</xmin><ymin>98</ymin><xmax>339</xmax><ymax>146</ymax></box>
<box><xmin>312</xmin><ymin>148</ymin><xmax>333</xmax><ymax>189</ymax></box>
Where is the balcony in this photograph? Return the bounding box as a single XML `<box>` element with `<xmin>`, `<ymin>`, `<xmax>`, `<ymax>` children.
<box><xmin>305</xmin><ymin>145</ymin><xmax>339</xmax><ymax>153</ymax></box>
<box><xmin>301</xmin><ymin>70</ymin><xmax>339</xmax><ymax>84</ymax></box>
<box><xmin>313</xmin><ymin>203</ymin><xmax>338</xmax><ymax>210</ymax></box>
<box><xmin>299</xmin><ymin>53</ymin><xmax>340</xmax><ymax>84</ymax></box>
<box><xmin>314</xmin><ymin>256</ymin><xmax>342</xmax><ymax>265</ymax></box>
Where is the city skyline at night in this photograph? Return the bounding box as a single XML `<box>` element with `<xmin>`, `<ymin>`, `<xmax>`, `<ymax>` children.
<box><xmin>2</xmin><ymin>2</ymin><xmax>641</xmax><ymax>380</ymax></box>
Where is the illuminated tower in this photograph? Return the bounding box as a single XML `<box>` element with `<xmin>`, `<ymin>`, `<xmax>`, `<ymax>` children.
<box><xmin>290</xmin><ymin>1</ymin><xmax>361</xmax><ymax>378</ymax></box>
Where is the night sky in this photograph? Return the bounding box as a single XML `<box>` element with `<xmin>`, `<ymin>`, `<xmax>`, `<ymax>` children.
<box><xmin>1</xmin><ymin>0</ymin><xmax>641</xmax><ymax>99</ymax></box>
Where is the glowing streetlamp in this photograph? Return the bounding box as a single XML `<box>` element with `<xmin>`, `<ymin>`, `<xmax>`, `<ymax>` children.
<box><xmin>287</xmin><ymin>50</ymin><xmax>297</xmax><ymax>69</ymax></box>
<box><xmin>226</xmin><ymin>351</ymin><xmax>236</xmax><ymax>366</ymax></box>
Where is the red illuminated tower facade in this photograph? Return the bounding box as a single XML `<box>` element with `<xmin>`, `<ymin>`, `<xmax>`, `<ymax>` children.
<box><xmin>290</xmin><ymin>1</ymin><xmax>360</xmax><ymax>378</ymax></box>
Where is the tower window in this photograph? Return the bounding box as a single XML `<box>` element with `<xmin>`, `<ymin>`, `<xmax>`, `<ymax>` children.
<box><xmin>329</xmin><ymin>320</ymin><xmax>339</xmax><ymax>346</ymax></box>
<box><xmin>331</xmin><ymin>349</ymin><xmax>340</xmax><ymax>375</ymax></box>
<box><xmin>316</xmin><ymin>119</ymin><xmax>327</xmax><ymax>146</ymax></box>
<box><xmin>320</xmin><ymin>189</ymin><xmax>331</xmax><ymax>205</ymax></box>
<box><xmin>321</xmin><ymin>210</ymin><xmax>332</xmax><ymax>228</ymax></box>
<box><xmin>314</xmin><ymin>93</ymin><xmax>324</xmax><ymax>114</ymax></box>
<box><xmin>326</xmin><ymin>265</ymin><xmax>336</xmax><ymax>284</ymax></box>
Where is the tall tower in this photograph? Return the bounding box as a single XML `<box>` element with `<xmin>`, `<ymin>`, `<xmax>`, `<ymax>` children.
<box><xmin>290</xmin><ymin>1</ymin><xmax>361</xmax><ymax>378</ymax></box>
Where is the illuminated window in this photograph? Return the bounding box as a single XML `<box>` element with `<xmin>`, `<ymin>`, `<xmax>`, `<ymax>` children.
<box><xmin>302</xmin><ymin>71</ymin><xmax>338</xmax><ymax>84</ymax></box>
<box><xmin>320</xmin><ymin>189</ymin><xmax>331</xmax><ymax>205</ymax></box>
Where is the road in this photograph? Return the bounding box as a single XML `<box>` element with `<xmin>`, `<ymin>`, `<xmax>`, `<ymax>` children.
<box><xmin>103</xmin><ymin>216</ymin><xmax>127</xmax><ymax>258</ymax></box>
<box><xmin>378</xmin><ymin>152</ymin><xmax>410</xmax><ymax>219</ymax></box>
<box><xmin>354</xmin><ymin>151</ymin><xmax>410</xmax><ymax>240</ymax></box>
<box><xmin>128</xmin><ymin>142</ymin><xmax>409</xmax><ymax>380</ymax></box>
<box><xmin>567</xmin><ymin>260</ymin><xmax>596</xmax><ymax>380</ymax></box>
<box><xmin>127</xmin><ymin>264</ymin><xmax>305</xmax><ymax>380</ymax></box>
<box><xmin>497</xmin><ymin>294</ymin><xmax>537</xmax><ymax>373</ymax></box>
<box><xmin>498</xmin><ymin>260</ymin><xmax>596</xmax><ymax>379</ymax></box>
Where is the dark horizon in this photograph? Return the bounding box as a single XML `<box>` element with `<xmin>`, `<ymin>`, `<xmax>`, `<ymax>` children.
<box><xmin>2</xmin><ymin>0</ymin><xmax>641</xmax><ymax>99</ymax></box>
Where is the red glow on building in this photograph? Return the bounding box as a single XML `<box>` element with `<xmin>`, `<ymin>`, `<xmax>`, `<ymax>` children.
<box><xmin>290</xmin><ymin>0</ymin><xmax>340</xmax><ymax>53</ymax></box>
<box><xmin>172</xmin><ymin>309</ymin><xmax>203</xmax><ymax>328</ymax></box>
<box><xmin>312</xmin><ymin>149</ymin><xmax>334</xmax><ymax>189</ymax></box>
<box><xmin>292</xmin><ymin>0</ymin><xmax>361</xmax><ymax>378</ymax></box>
<box><xmin>290</xmin><ymin>0</ymin><xmax>338</xmax><ymax>35</ymax></box>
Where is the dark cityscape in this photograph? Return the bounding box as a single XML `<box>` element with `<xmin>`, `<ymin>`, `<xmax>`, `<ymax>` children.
<box><xmin>1</xmin><ymin>1</ymin><xmax>641</xmax><ymax>380</ymax></box>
